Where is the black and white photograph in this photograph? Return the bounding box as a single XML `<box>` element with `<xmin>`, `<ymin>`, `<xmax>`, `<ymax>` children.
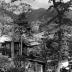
<box><xmin>0</xmin><ymin>0</ymin><xmax>71</xmax><ymax>72</ymax></box>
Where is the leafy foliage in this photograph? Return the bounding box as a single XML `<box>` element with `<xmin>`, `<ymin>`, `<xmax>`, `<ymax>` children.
<box><xmin>0</xmin><ymin>0</ymin><xmax>31</xmax><ymax>15</ymax></box>
<box><xmin>43</xmin><ymin>0</ymin><xmax>72</xmax><ymax>72</ymax></box>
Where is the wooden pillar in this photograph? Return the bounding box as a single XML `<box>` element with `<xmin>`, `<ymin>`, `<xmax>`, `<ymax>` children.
<box><xmin>11</xmin><ymin>41</ymin><xmax>14</xmax><ymax>58</ymax></box>
<box><xmin>20</xmin><ymin>35</ymin><xmax>22</xmax><ymax>55</ymax></box>
<box><xmin>35</xmin><ymin>62</ymin><xmax>37</xmax><ymax>72</ymax></box>
<box><xmin>41</xmin><ymin>65</ymin><xmax>43</xmax><ymax>72</ymax></box>
<box><xmin>19</xmin><ymin>42</ymin><xmax>21</xmax><ymax>55</ymax></box>
<box><xmin>11</xmin><ymin>25</ymin><xmax>14</xmax><ymax>58</ymax></box>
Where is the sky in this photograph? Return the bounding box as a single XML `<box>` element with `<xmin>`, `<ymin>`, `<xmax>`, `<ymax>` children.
<box><xmin>22</xmin><ymin>0</ymin><xmax>53</xmax><ymax>9</ymax></box>
<box><xmin>30</xmin><ymin>0</ymin><xmax>52</xmax><ymax>9</ymax></box>
<box><xmin>4</xmin><ymin>0</ymin><xmax>53</xmax><ymax>9</ymax></box>
<box><xmin>31</xmin><ymin>0</ymin><xmax>70</xmax><ymax>9</ymax></box>
<box><xmin>5</xmin><ymin>0</ymin><xmax>70</xmax><ymax>9</ymax></box>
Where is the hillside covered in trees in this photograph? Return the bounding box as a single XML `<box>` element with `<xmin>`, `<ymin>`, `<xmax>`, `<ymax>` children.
<box><xmin>0</xmin><ymin>0</ymin><xmax>72</xmax><ymax>72</ymax></box>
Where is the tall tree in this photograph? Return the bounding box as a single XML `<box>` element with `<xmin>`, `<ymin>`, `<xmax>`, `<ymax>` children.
<box><xmin>43</xmin><ymin>0</ymin><xmax>72</xmax><ymax>72</ymax></box>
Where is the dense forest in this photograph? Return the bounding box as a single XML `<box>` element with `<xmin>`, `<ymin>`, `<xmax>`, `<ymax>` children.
<box><xmin>0</xmin><ymin>0</ymin><xmax>72</xmax><ymax>72</ymax></box>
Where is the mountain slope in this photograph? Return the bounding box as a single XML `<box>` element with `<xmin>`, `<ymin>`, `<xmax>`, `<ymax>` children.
<box><xmin>27</xmin><ymin>7</ymin><xmax>58</xmax><ymax>24</ymax></box>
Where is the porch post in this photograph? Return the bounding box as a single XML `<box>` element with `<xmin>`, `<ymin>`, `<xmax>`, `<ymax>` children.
<box><xmin>11</xmin><ymin>25</ymin><xmax>14</xmax><ymax>58</ymax></box>
<box><xmin>11</xmin><ymin>41</ymin><xmax>14</xmax><ymax>58</ymax></box>
<box><xmin>20</xmin><ymin>35</ymin><xmax>22</xmax><ymax>55</ymax></box>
